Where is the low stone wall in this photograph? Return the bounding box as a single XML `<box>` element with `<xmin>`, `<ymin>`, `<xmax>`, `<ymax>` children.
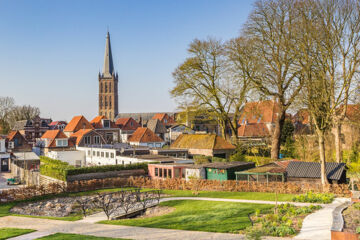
<box><xmin>39</xmin><ymin>174</ymin><xmax>65</xmax><ymax>186</ymax></box>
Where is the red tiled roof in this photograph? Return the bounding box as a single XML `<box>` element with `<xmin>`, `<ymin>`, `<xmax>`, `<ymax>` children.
<box><xmin>238</xmin><ymin>100</ymin><xmax>279</xmax><ymax>125</ymax></box>
<box><xmin>275</xmin><ymin>159</ymin><xmax>299</xmax><ymax>169</ymax></box>
<box><xmin>90</xmin><ymin>116</ymin><xmax>118</xmax><ymax>129</ymax></box>
<box><xmin>237</xmin><ymin>123</ymin><xmax>270</xmax><ymax>137</ymax></box>
<box><xmin>6</xmin><ymin>131</ymin><xmax>18</xmax><ymax>141</ymax></box>
<box><xmin>64</xmin><ymin>115</ymin><xmax>93</xmax><ymax>132</ymax></box>
<box><xmin>70</xmin><ymin>129</ymin><xmax>93</xmax><ymax>145</ymax></box>
<box><xmin>294</xmin><ymin>109</ymin><xmax>310</xmax><ymax>125</ymax></box>
<box><xmin>128</xmin><ymin>127</ymin><xmax>164</xmax><ymax>143</ymax></box>
<box><xmin>49</xmin><ymin>121</ymin><xmax>67</xmax><ymax>126</ymax></box>
<box><xmin>41</xmin><ymin>130</ymin><xmax>73</xmax><ymax>148</ymax></box>
<box><xmin>115</xmin><ymin>117</ymin><xmax>140</xmax><ymax>131</ymax></box>
<box><xmin>152</xmin><ymin>113</ymin><xmax>175</xmax><ymax>125</ymax></box>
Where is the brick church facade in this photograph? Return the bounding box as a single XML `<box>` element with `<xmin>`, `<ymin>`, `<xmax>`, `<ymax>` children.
<box><xmin>98</xmin><ymin>32</ymin><xmax>118</xmax><ymax>121</ymax></box>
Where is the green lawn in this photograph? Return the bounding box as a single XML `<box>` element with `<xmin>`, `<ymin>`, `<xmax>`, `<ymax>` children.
<box><xmin>36</xmin><ymin>233</ymin><xmax>130</xmax><ymax>240</ymax></box>
<box><xmin>158</xmin><ymin>189</ymin><xmax>295</xmax><ymax>201</ymax></box>
<box><xmin>100</xmin><ymin>200</ymin><xmax>274</xmax><ymax>233</ymax></box>
<box><xmin>0</xmin><ymin>228</ymin><xmax>35</xmax><ymax>240</ymax></box>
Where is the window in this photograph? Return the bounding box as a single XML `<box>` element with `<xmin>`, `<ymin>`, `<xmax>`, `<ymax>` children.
<box><xmin>97</xmin><ymin>151</ymin><xmax>100</xmax><ymax>157</ymax></box>
<box><xmin>93</xmin><ymin>151</ymin><xmax>95</xmax><ymax>155</ymax></box>
<box><xmin>105</xmin><ymin>82</ymin><xmax>108</xmax><ymax>93</ymax></box>
<box><xmin>56</xmin><ymin>139</ymin><xmax>68</xmax><ymax>147</ymax></box>
<box><xmin>159</xmin><ymin>168</ymin><xmax>163</xmax><ymax>177</ymax></box>
<box><xmin>101</xmin><ymin>152</ymin><xmax>104</xmax><ymax>157</ymax></box>
<box><xmin>106</xmin><ymin>152</ymin><xmax>109</xmax><ymax>158</ymax></box>
<box><xmin>103</xmin><ymin>120</ymin><xmax>110</xmax><ymax>128</ymax></box>
<box><xmin>100</xmin><ymin>98</ymin><xmax>103</xmax><ymax>107</ymax></box>
<box><xmin>110</xmin><ymin>153</ymin><xmax>114</xmax><ymax>158</ymax></box>
<box><xmin>109</xmin><ymin>96</ymin><xmax>112</xmax><ymax>108</ymax></box>
<box><xmin>88</xmin><ymin>150</ymin><xmax>90</xmax><ymax>156</ymax></box>
<box><xmin>94</xmin><ymin>136</ymin><xmax>100</xmax><ymax>144</ymax></box>
<box><xmin>164</xmin><ymin>169</ymin><xmax>167</xmax><ymax>178</ymax></box>
<box><xmin>168</xmin><ymin>169</ymin><xmax>172</xmax><ymax>178</ymax></box>
<box><xmin>100</xmin><ymin>82</ymin><xmax>103</xmax><ymax>93</ymax></box>
<box><xmin>109</xmin><ymin>82</ymin><xmax>111</xmax><ymax>92</ymax></box>
<box><xmin>155</xmin><ymin>168</ymin><xmax>158</xmax><ymax>176</ymax></box>
<box><xmin>84</xmin><ymin>136</ymin><xmax>91</xmax><ymax>145</ymax></box>
<box><xmin>164</xmin><ymin>119</ymin><xmax>168</xmax><ymax>123</ymax></box>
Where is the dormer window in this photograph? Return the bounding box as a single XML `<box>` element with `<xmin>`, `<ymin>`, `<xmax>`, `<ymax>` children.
<box><xmin>56</xmin><ymin>139</ymin><xmax>68</xmax><ymax>147</ymax></box>
<box><xmin>102</xmin><ymin>120</ymin><xmax>110</xmax><ymax>128</ymax></box>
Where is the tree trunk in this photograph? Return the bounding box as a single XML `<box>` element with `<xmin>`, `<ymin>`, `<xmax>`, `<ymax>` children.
<box><xmin>318</xmin><ymin>132</ymin><xmax>329</xmax><ymax>185</ymax></box>
<box><xmin>334</xmin><ymin>122</ymin><xmax>343</xmax><ymax>163</ymax></box>
<box><xmin>271</xmin><ymin>110</ymin><xmax>286</xmax><ymax>160</ymax></box>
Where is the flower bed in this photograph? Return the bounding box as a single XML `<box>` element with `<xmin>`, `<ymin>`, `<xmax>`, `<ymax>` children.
<box><xmin>245</xmin><ymin>203</ymin><xmax>322</xmax><ymax>237</ymax></box>
<box><xmin>292</xmin><ymin>191</ymin><xmax>335</xmax><ymax>204</ymax></box>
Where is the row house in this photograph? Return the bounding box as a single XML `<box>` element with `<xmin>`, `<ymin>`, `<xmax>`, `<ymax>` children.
<box><xmin>12</xmin><ymin>116</ymin><xmax>52</xmax><ymax>146</ymax></box>
<box><xmin>128</xmin><ymin>127</ymin><xmax>165</xmax><ymax>148</ymax></box>
<box><xmin>48</xmin><ymin>121</ymin><xmax>67</xmax><ymax>131</ymax></box>
<box><xmin>6</xmin><ymin>131</ymin><xmax>32</xmax><ymax>152</ymax></box>
<box><xmin>90</xmin><ymin>116</ymin><xmax>120</xmax><ymax>143</ymax></box>
<box><xmin>115</xmin><ymin>117</ymin><xmax>141</xmax><ymax>143</ymax></box>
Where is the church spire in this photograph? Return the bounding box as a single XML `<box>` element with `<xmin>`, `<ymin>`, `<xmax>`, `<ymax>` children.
<box><xmin>102</xmin><ymin>31</ymin><xmax>114</xmax><ymax>77</ymax></box>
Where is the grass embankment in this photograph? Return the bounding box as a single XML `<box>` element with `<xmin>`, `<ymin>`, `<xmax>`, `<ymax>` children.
<box><xmin>100</xmin><ymin>200</ymin><xmax>273</xmax><ymax>233</ymax></box>
<box><xmin>36</xmin><ymin>233</ymin><xmax>130</xmax><ymax>240</ymax></box>
<box><xmin>0</xmin><ymin>228</ymin><xmax>35</xmax><ymax>240</ymax></box>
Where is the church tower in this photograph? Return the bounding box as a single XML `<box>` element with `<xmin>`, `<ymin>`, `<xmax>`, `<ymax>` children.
<box><xmin>98</xmin><ymin>31</ymin><xmax>118</xmax><ymax>120</ymax></box>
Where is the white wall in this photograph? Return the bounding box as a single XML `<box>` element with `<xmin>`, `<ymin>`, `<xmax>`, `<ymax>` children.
<box><xmin>116</xmin><ymin>156</ymin><xmax>154</xmax><ymax>165</ymax></box>
<box><xmin>77</xmin><ymin>146</ymin><xmax>117</xmax><ymax>166</ymax></box>
<box><xmin>129</xmin><ymin>141</ymin><xmax>165</xmax><ymax>148</ymax></box>
<box><xmin>0</xmin><ymin>139</ymin><xmax>5</xmax><ymax>153</ymax></box>
<box><xmin>47</xmin><ymin>150</ymin><xmax>85</xmax><ymax>167</ymax></box>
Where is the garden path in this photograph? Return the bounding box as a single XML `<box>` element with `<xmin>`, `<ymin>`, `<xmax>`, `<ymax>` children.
<box><xmin>294</xmin><ymin>198</ymin><xmax>350</xmax><ymax>240</ymax></box>
<box><xmin>1</xmin><ymin>197</ymin><xmax>344</xmax><ymax>240</ymax></box>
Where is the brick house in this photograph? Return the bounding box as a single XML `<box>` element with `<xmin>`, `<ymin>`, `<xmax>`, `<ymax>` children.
<box><xmin>90</xmin><ymin>115</ymin><xmax>120</xmax><ymax>144</ymax></box>
<box><xmin>12</xmin><ymin>116</ymin><xmax>52</xmax><ymax>146</ymax></box>
<box><xmin>115</xmin><ymin>117</ymin><xmax>141</xmax><ymax>143</ymax></box>
<box><xmin>6</xmin><ymin>131</ymin><xmax>32</xmax><ymax>152</ymax></box>
<box><xmin>64</xmin><ymin>115</ymin><xmax>94</xmax><ymax>137</ymax></box>
<box><xmin>128</xmin><ymin>127</ymin><xmax>165</xmax><ymax>148</ymax></box>
<box><xmin>69</xmin><ymin>129</ymin><xmax>107</xmax><ymax>147</ymax></box>
<box><xmin>152</xmin><ymin>113</ymin><xmax>176</xmax><ymax>127</ymax></box>
<box><xmin>40</xmin><ymin>130</ymin><xmax>75</xmax><ymax>154</ymax></box>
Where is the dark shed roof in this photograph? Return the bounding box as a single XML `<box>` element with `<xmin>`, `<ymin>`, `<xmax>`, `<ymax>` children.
<box><xmin>286</xmin><ymin>162</ymin><xmax>346</xmax><ymax>180</ymax></box>
<box><xmin>204</xmin><ymin>161</ymin><xmax>255</xmax><ymax>170</ymax></box>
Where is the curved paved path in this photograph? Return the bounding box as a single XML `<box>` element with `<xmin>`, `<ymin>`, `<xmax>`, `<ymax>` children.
<box><xmin>1</xmin><ymin>197</ymin><xmax>345</xmax><ymax>240</ymax></box>
<box><xmin>294</xmin><ymin>198</ymin><xmax>350</xmax><ymax>240</ymax></box>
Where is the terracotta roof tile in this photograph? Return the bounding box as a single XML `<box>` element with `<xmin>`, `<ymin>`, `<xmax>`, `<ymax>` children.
<box><xmin>70</xmin><ymin>129</ymin><xmax>93</xmax><ymax>145</ymax></box>
<box><xmin>238</xmin><ymin>100</ymin><xmax>279</xmax><ymax>125</ymax></box>
<box><xmin>6</xmin><ymin>131</ymin><xmax>18</xmax><ymax>141</ymax></box>
<box><xmin>64</xmin><ymin>115</ymin><xmax>93</xmax><ymax>132</ymax></box>
<box><xmin>237</xmin><ymin>123</ymin><xmax>270</xmax><ymax>137</ymax></box>
<box><xmin>152</xmin><ymin>113</ymin><xmax>175</xmax><ymax>125</ymax></box>
<box><xmin>128</xmin><ymin>127</ymin><xmax>164</xmax><ymax>143</ymax></box>
<box><xmin>116</xmin><ymin>117</ymin><xmax>140</xmax><ymax>131</ymax></box>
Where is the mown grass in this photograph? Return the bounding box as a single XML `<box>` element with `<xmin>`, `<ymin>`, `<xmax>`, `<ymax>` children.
<box><xmin>100</xmin><ymin>200</ymin><xmax>274</xmax><ymax>233</ymax></box>
<box><xmin>0</xmin><ymin>227</ymin><xmax>35</xmax><ymax>240</ymax></box>
<box><xmin>36</xmin><ymin>233</ymin><xmax>130</xmax><ymax>240</ymax></box>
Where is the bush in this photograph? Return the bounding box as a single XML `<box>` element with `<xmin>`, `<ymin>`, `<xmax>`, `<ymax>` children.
<box><xmin>230</xmin><ymin>151</ymin><xmax>245</xmax><ymax>162</ymax></box>
<box><xmin>40</xmin><ymin>156</ymin><xmax>150</xmax><ymax>181</ymax></box>
<box><xmin>292</xmin><ymin>191</ymin><xmax>334</xmax><ymax>204</ymax></box>
<box><xmin>356</xmin><ymin>226</ymin><xmax>360</xmax><ymax>234</ymax></box>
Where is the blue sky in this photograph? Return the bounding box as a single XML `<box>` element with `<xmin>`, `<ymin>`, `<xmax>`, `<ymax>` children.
<box><xmin>0</xmin><ymin>0</ymin><xmax>255</xmax><ymax>121</ymax></box>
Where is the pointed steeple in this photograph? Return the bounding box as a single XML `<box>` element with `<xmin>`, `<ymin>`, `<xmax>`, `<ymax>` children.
<box><xmin>102</xmin><ymin>31</ymin><xmax>114</xmax><ymax>77</ymax></box>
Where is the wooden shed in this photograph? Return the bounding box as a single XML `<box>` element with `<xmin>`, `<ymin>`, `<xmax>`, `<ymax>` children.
<box><xmin>204</xmin><ymin>161</ymin><xmax>255</xmax><ymax>181</ymax></box>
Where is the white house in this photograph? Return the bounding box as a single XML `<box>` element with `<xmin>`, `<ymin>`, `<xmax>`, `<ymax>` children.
<box><xmin>128</xmin><ymin>127</ymin><xmax>165</xmax><ymax>148</ymax></box>
<box><xmin>0</xmin><ymin>136</ymin><xmax>10</xmax><ymax>172</ymax></box>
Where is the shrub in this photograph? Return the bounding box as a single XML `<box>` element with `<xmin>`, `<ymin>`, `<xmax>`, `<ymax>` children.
<box><xmin>356</xmin><ymin>226</ymin><xmax>360</xmax><ymax>234</ymax></box>
<box><xmin>40</xmin><ymin>156</ymin><xmax>74</xmax><ymax>181</ymax></box>
<box><xmin>230</xmin><ymin>151</ymin><xmax>245</xmax><ymax>162</ymax></box>
<box><xmin>292</xmin><ymin>191</ymin><xmax>334</xmax><ymax>204</ymax></box>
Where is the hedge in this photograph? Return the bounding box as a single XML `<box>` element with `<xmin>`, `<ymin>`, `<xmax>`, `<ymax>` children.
<box><xmin>66</xmin><ymin>163</ymin><xmax>150</xmax><ymax>176</ymax></box>
<box><xmin>40</xmin><ymin>156</ymin><xmax>151</xmax><ymax>181</ymax></box>
<box><xmin>39</xmin><ymin>156</ymin><xmax>74</xmax><ymax>181</ymax></box>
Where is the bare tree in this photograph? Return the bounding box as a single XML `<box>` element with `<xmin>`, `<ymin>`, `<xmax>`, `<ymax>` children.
<box><xmin>243</xmin><ymin>0</ymin><xmax>304</xmax><ymax>159</ymax></box>
<box><xmin>93</xmin><ymin>192</ymin><xmax>120</xmax><ymax>220</ymax></box>
<box><xmin>8</xmin><ymin>105</ymin><xmax>40</xmax><ymax>124</ymax></box>
<box><xmin>76</xmin><ymin>197</ymin><xmax>91</xmax><ymax>217</ymax></box>
<box><xmin>0</xmin><ymin>97</ymin><xmax>15</xmax><ymax>133</ymax></box>
<box><xmin>171</xmin><ymin>38</ymin><xmax>250</xmax><ymax>140</ymax></box>
<box><xmin>117</xmin><ymin>190</ymin><xmax>138</xmax><ymax>214</ymax></box>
